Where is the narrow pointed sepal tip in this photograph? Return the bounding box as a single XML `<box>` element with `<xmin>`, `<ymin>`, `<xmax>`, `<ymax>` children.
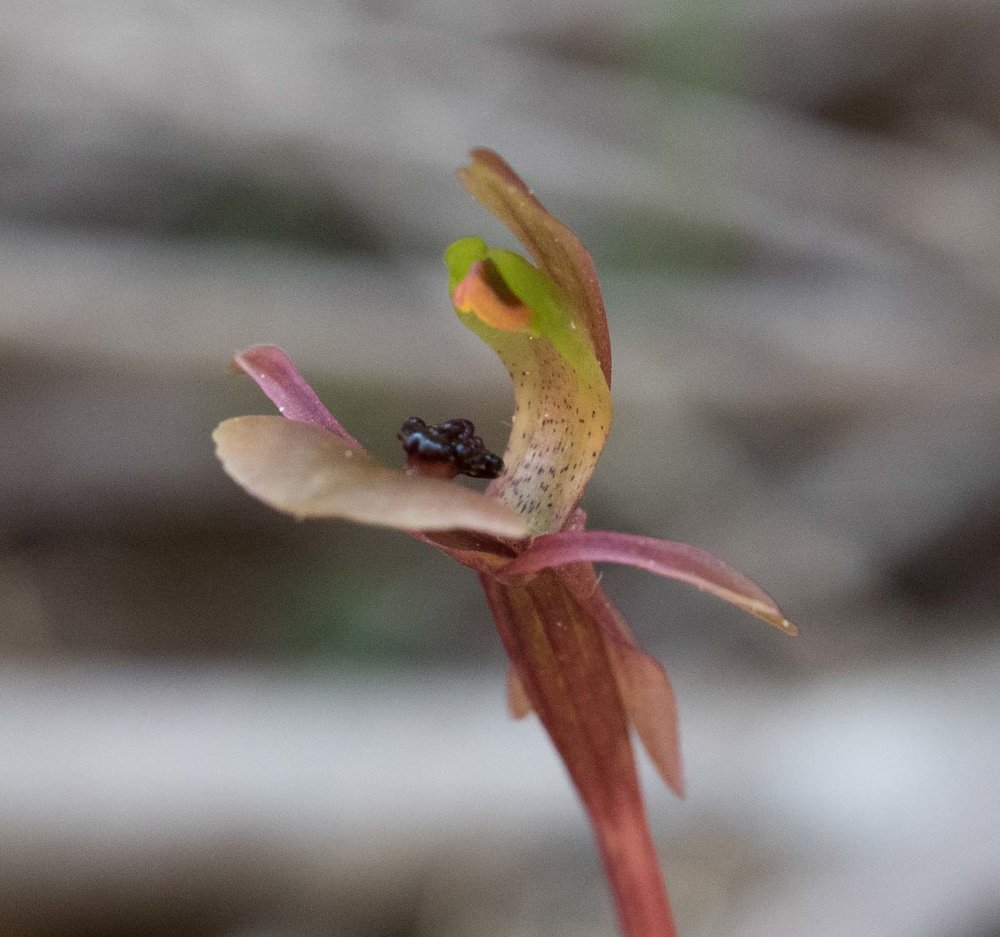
<box><xmin>744</xmin><ymin>602</ymin><xmax>798</xmax><ymax>636</ymax></box>
<box><xmin>213</xmin><ymin>415</ymin><xmax>528</xmax><ymax>538</ymax></box>
<box><xmin>777</xmin><ymin>617</ymin><xmax>799</xmax><ymax>637</ymax></box>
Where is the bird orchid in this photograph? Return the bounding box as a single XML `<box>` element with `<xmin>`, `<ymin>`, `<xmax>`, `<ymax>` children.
<box><xmin>213</xmin><ymin>148</ymin><xmax>796</xmax><ymax>937</ymax></box>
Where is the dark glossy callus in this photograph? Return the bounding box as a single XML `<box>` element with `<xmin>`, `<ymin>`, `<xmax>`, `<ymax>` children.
<box><xmin>398</xmin><ymin>417</ymin><xmax>504</xmax><ymax>479</ymax></box>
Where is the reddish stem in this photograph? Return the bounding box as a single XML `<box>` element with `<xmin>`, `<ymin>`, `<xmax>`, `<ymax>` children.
<box><xmin>481</xmin><ymin>570</ymin><xmax>676</xmax><ymax>937</ymax></box>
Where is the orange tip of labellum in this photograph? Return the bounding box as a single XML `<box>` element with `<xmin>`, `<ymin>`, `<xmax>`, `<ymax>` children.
<box><xmin>452</xmin><ymin>259</ymin><xmax>533</xmax><ymax>332</ymax></box>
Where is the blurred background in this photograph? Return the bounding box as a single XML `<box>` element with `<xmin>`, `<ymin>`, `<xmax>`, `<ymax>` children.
<box><xmin>1</xmin><ymin>1</ymin><xmax>998</xmax><ymax>935</ymax></box>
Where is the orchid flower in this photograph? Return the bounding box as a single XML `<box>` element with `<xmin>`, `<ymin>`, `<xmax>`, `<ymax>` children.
<box><xmin>213</xmin><ymin>149</ymin><xmax>796</xmax><ymax>937</ymax></box>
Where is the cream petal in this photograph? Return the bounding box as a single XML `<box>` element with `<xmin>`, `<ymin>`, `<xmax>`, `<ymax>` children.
<box><xmin>214</xmin><ymin>415</ymin><xmax>527</xmax><ymax>538</ymax></box>
<box><xmin>447</xmin><ymin>152</ymin><xmax>615</xmax><ymax>536</ymax></box>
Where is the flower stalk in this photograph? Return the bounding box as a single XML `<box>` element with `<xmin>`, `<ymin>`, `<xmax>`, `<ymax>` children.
<box><xmin>213</xmin><ymin>149</ymin><xmax>795</xmax><ymax>936</ymax></box>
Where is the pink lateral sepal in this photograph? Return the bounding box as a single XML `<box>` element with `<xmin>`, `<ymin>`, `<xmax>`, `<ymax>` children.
<box><xmin>502</xmin><ymin>530</ymin><xmax>798</xmax><ymax>635</ymax></box>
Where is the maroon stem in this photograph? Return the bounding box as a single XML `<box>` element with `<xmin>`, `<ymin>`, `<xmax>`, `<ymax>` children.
<box><xmin>481</xmin><ymin>570</ymin><xmax>676</xmax><ymax>937</ymax></box>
